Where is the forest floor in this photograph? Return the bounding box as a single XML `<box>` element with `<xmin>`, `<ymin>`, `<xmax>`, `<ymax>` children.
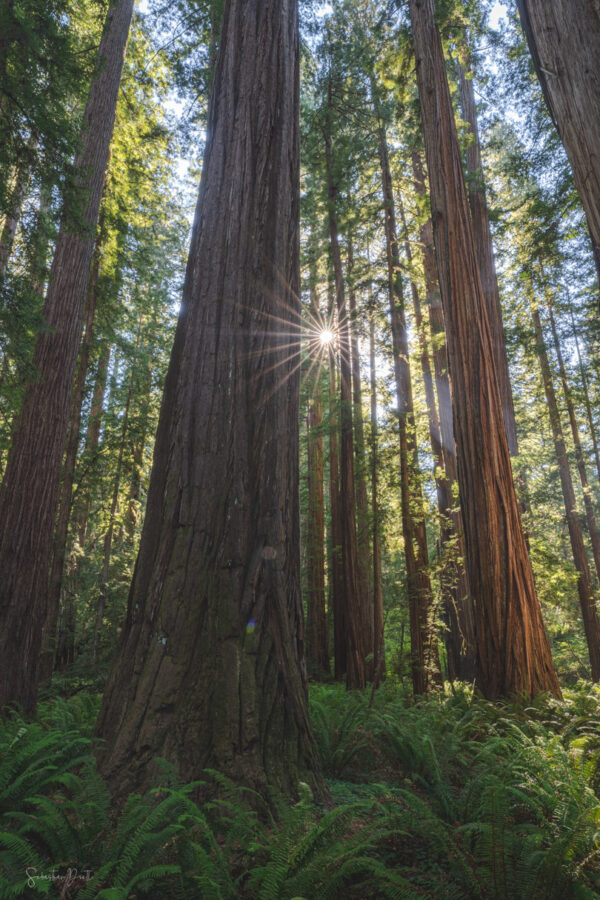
<box><xmin>1</xmin><ymin>675</ymin><xmax>600</xmax><ymax>898</ymax></box>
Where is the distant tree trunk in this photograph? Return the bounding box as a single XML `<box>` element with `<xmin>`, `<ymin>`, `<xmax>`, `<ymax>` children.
<box><xmin>77</xmin><ymin>343</ymin><xmax>111</xmax><ymax>550</ymax></box>
<box><xmin>328</xmin><ymin>347</ymin><xmax>346</xmax><ymax>680</ymax></box>
<box><xmin>0</xmin><ymin>0</ymin><xmax>134</xmax><ymax>715</ymax></box>
<box><xmin>546</xmin><ymin>297</ymin><xmax>600</xmax><ymax>583</ymax></box>
<box><xmin>457</xmin><ymin>57</ymin><xmax>518</xmax><ymax>456</ymax></box>
<box><xmin>517</xmin><ymin>0</ymin><xmax>600</xmax><ymax>266</ymax></box>
<box><xmin>0</xmin><ymin>158</ymin><xmax>29</xmax><ymax>278</ymax></box>
<box><xmin>410</xmin><ymin>0</ymin><xmax>560</xmax><ymax>699</ymax></box>
<box><xmin>369</xmin><ymin>309</ymin><xmax>385</xmax><ymax>683</ymax></box>
<box><xmin>375</xmin><ymin>111</ymin><xmax>441</xmax><ymax>694</ymax></box>
<box><xmin>324</xmin><ymin>90</ymin><xmax>370</xmax><ymax>690</ymax></box>
<box><xmin>39</xmin><ymin>219</ymin><xmax>105</xmax><ymax>682</ymax></box>
<box><xmin>411</xmin><ymin>151</ymin><xmax>475</xmax><ymax>682</ymax></box>
<box><xmin>306</xmin><ymin>395</ymin><xmax>329</xmax><ymax>678</ymax></box>
<box><xmin>95</xmin><ymin>0</ymin><xmax>325</xmax><ymax>805</ymax></box>
<box><xmin>531</xmin><ymin>302</ymin><xmax>600</xmax><ymax>680</ymax></box>
<box><xmin>347</xmin><ymin>234</ymin><xmax>374</xmax><ymax>672</ymax></box>
<box><xmin>570</xmin><ymin>308</ymin><xmax>600</xmax><ymax>486</ymax></box>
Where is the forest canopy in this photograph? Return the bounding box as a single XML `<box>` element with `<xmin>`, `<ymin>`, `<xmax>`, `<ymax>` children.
<box><xmin>1</xmin><ymin>0</ymin><xmax>600</xmax><ymax>896</ymax></box>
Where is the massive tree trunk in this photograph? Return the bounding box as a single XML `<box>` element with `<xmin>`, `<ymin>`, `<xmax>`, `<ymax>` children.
<box><xmin>324</xmin><ymin>93</ymin><xmax>370</xmax><ymax>690</ymax></box>
<box><xmin>410</xmin><ymin>0</ymin><xmax>560</xmax><ymax>699</ymax></box>
<box><xmin>457</xmin><ymin>58</ymin><xmax>518</xmax><ymax>457</ymax></box>
<box><xmin>411</xmin><ymin>151</ymin><xmax>475</xmax><ymax>682</ymax></box>
<box><xmin>516</xmin><ymin>0</ymin><xmax>600</xmax><ymax>265</ymax></box>
<box><xmin>0</xmin><ymin>0</ymin><xmax>133</xmax><ymax>715</ymax></box>
<box><xmin>95</xmin><ymin>0</ymin><xmax>325</xmax><ymax>804</ymax></box>
<box><xmin>375</xmin><ymin>111</ymin><xmax>440</xmax><ymax>695</ymax></box>
<box><xmin>531</xmin><ymin>303</ymin><xmax>600</xmax><ymax>680</ymax></box>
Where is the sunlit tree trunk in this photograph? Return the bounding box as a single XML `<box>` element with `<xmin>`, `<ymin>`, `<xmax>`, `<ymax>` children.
<box><xmin>369</xmin><ymin>309</ymin><xmax>385</xmax><ymax>684</ymax></box>
<box><xmin>410</xmin><ymin>0</ymin><xmax>560</xmax><ymax>699</ymax></box>
<box><xmin>458</xmin><ymin>56</ymin><xmax>518</xmax><ymax>456</ymax></box>
<box><xmin>411</xmin><ymin>151</ymin><xmax>475</xmax><ymax>682</ymax></box>
<box><xmin>328</xmin><ymin>347</ymin><xmax>346</xmax><ymax>680</ymax></box>
<box><xmin>375</xmin><ymin>111</ymin><xmax>441</xmax><ymax>694</ymax></box>
<box><xmin>0</xmin><ymin>0</ymin><xmax>134</xmax><ymax>714</ymax></box>
<box><xmin>95</xmin><ymin>0</ymin><xmax>325</xmax><ymax>804</ymax></box>
<box><xmin>531</xmin><ymin>301</ymin><xmax>600</xmax><ymax>681</ymax></box>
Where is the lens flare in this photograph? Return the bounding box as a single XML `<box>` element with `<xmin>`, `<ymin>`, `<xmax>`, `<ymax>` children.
<box><xmin>319</xmin><ymin>328</ymin><xmax>335</xmax><ymax>347</ymax></box>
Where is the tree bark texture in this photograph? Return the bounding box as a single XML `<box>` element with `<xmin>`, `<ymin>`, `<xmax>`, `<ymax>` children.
<box><xmin>410</xmin><ymin>0</ymin><xmax>560</xmax><ymax>699</ymax></box>
<box><xmin>376</xmin><ymin>114</ymin><xmax>441</xmax><ymax>695</ymax></box>
<box><xmin>531</xmin><ymin>303</ymin><xmax>600</xmax><ymax>681</ymax></box>
<box><xmin>0</xmin><ymin>0</ymin><xmax>133</xmax><ymax>714</ymax></box>
<box><xmin>411</xmin><ymin>151</ymin><xmax>475</xmax><ymax>682</ymax></box>
<box><xmin>457</xmin><ymin>59</ymin><xmax>518</xmax><ymax>457</ymax></box>
<box><xmin>517</xmin><ymin>0</ymin><xmax>600</xmax><ymax>263</ymax></box>
<box><xmin>95</xmin><ymin>0</ymin><xmax>325</xmax><ymax>804</ymax></box>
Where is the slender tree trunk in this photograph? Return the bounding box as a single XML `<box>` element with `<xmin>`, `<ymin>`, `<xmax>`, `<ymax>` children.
<box><xmin>369</xmin><ymin>309</ymin><xmax>385</xmax><ymax>683</ymax></box>
<box><xmin>546</xmin><ymin>298</ymin><xmax>600</xmax><ymax>584</ymax></box>
<box><xmin>410</xmin><ymin>0</ymin><xmax>560</xmax><ymax>699</ymax></box>
<box><xmin>324</xmin><ymin>89</ymin><xmax>369</xmax><ymax>690</ymax></box>
<box><xmin>411</xmin><ymin>151</ymin><xmax>475</xmax><ymax>681</ymax></box>
<box><xmin>375</xmin><ymin>111</ymin><xmax>441</xmax><ymax>694</ymax></box>
<box><xmin>0</xmin><ymin>0</ymin><xmax>134</xmax><ymax>714</ymax></box>
<box><xmin>571</xmin><ymin>308</ymin><xmax>600</xmax><ymax>486</ymax></box>
<box><xmin>95</xmin><ymin>0</ymin><xmax>325</xmax><ymax>805</ymax></box>
<box><xmin>328</xmin><ymin>347</ymin><xmax>345</xmax><ymax>680</ymax></box>
<box><xmin>517</xmin><ymin>0</ymin><xmax>600</xmax><ymax>265</ymax></box>
<box><xmin>39</xmin><ymin>219</ymin><xmax>105</xmax><ymax>682</ymax></box>
<box><xmin>0</xmin><ymin>159</ymin><xmax>29</xmax><ymax>278</ymax></box>
<box><xmin>347</xmin><ymin>234</ymin><xmax>373</xmax><ymax>672</ymax></box>
<box><xmin>77</xmin><ymin>343</ymin><xmax>111</xmax><ymax>550</ymax></box>
<box><xmin>531</xmin><ymin>302</ymin><xmax>600</xmax><ymax>680</ymax></box>
<box><xmin>457</xmin><ymin>57</ymin><xmax>518</xmax><ymax>456</ymax></box>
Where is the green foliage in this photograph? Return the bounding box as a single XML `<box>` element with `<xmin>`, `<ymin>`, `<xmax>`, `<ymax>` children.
<box><xmin>1</xmin><ymin>685</ymin><xmax>599</xmax><ymax>897</ymax></box>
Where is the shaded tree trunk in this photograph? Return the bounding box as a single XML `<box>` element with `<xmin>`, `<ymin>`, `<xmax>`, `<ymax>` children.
<box><xmin>95</xmin><ymin>0</ymin><xmax>325</xmax><ymax>805</ymax></box>
<box><xmin>546</xmin><ymin>296</ymin><xmax>600</xmax><ymax>584</ymax></box>
<box><xmin>410</xmin><ymin>0</ymin><xmax>560</xmax><ymax>699</ymax></box>
<box><xmin>0</xmin><ymin>158</ymin><xmax>29</xmax><ymax>278</ymax></box>
<box><xmin>0</xmin><ymin>0</ymin><xmax>134</xmax><ymax>714</ymax></box>
<box><xmin>570</xmin><ymin>308</ymin><xmax>600</xmax><ymax>487</ymax></box>
<box><xmin>517</xmin><ymin>0</ymin><xmax>600</xmax><ymax>265</ymax></box>
<box><xmin>369</xmin><ymin>309</ymin><xmax>385</xmax><ymax>684</ymax></box>
<box><xmin>39</xmin><ymin>218</ymin><xmax>105</xmax><ymax>682</ymax></box>
<box><xmin>457</xmin><ymin>57</ymin><xmax>518</xmax><ymax>456</ymax></box>
<box><xmin>375</xmin><ymin>110</ymin><xmax>441</xmax><ymax>695</ymax></box>
<box><xmin>411</xmin><ymin>151</ymin><xmax>475</xmax><ymax>682</ymax></box>
<box><xmin>328</xmin><ymin>347</ymin><xmax>346</xmax><ymax>680</ymax></box>
<box><xmin>531</xmin><ymin>302</ymin><xmax>600</xmax><ymax>681</ymax></box>
<box><xmin>324</xmin><ymin>89</ymin><xmax>370</xmax><ymax>690</ymax></box>
<box><xmin>306</xmin><ymin>394</ymin><xmax>329</xmax><ymax>678</ymax></box>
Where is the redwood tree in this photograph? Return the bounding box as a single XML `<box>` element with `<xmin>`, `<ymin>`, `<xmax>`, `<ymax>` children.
<box><xmin>95</xmin><ymin>0</ymin><xmax>325</xmax><ymax>804</ymax></box>
<box><xmin>516</xmin><ymin>0</ymin><xmax>600</xmax><ymax>266</ymax></box>
<box><xmin>0</xmin><ymin>0</ymin><xmax>134</xmax><ymax>714</ymax></box>
<box><xmin>409</xmin><ymin>0</ymin><xmax>560</xmax><ymax>699</ymax></box>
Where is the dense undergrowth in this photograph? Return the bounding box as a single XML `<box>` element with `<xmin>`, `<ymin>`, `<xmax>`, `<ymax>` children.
<box><xmin>1</xmin><ymin>680</ymin><xmax>599</xmax><ymax>898</ymax></box>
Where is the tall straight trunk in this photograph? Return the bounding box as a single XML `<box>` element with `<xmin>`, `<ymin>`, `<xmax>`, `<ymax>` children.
<box><xmin>306</xmin><ymin>395</ymin><xmax>329</xmax><ymax>677</ymax></box>
<box><xmin>410</xmin><ymin>0</ymin><xmax>560</xmax><ymax>699</ymax></box>
<box><xmin>369</xmin><ymin>310</ymin><xmax>385</xmax><ymax>682</ymax></box>
<box><xmin>545</xmin><ymin>297</ymin><xmax>600</xmax><ymax>582</ymax></box>
<box><xmin>328</xmin><ymin>348</ymin><xmax>346</xmax><ymax>680</ymax></box>
<box><xmin>39</xmin><ymin>219</ymin><xmax>105</xmax><ymax>682</ymax></box>
<box><xmin>531</xmin><ymin>303</ymin><xmax>600</xmax><ymax>680</ymax></box>
<box><xmin>0</xmin><ymin>159</ymin><xmax>29</xmax><ymax>278</ymax></box>
<box><xmin>411</xmin><ymin>151</ymin><xmax>475</xmax><ymax>681</ymax></box>
<box><xmin>517</xmin><ymin>0</ymin><xmax>600</xmax><ymax>264</ymax></box>
<box><xmin>324</xmin><ymin>90</ymin><xmax>369</xmax><ymax>690</ymax></box>
<box><xmin>77</xmin><ymin>343</ymin><xmax>111</xmax><ymax>550</ymax></box>
<box><xmin>571</xmin><ymin>308</ymin><xmax>600</xmax><ymax>487</ymax></box>
<box><xmin>347</xmin><ymin>234</ymin><xmax>373</xmax><ymax>668</ymax></box>
<box><xmin>457</xmin><ymin>57</ymin><xmax>518</xmax><ymax>456</ymax></box>
<box><xmin>375</xmin><ymin>111</ymin><xmax>440</xmax><ymax>694</ymax></box>
<box><xmin>0</xmin><ymin>0</ymin><xmax>133</xmax><ymax>715</ymax></box>
<box><xmin>95</xmin><ymin>0</ymin><xmax>325</xmax><ymax>805</ymax></box>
